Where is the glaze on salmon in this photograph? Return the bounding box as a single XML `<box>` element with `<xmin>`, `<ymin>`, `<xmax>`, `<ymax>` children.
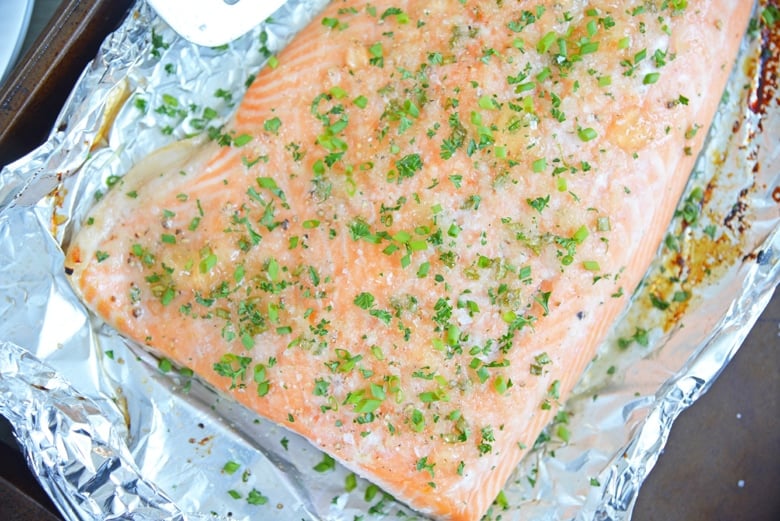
<box><xmin>65</xmin><ymin>1</ymin><xmax>752</xmax><ymax>520</ymax></box>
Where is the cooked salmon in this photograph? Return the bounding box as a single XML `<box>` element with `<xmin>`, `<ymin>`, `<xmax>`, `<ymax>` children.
<box><xmin>64</xmin><ymin>1</ymin><xmax>752</xmax><ymax>519</ymax></box>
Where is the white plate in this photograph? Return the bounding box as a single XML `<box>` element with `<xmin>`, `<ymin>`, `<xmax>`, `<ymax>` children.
<box><xmin>0</xmin><ymin>0</ymin><xmax>35</xmax><ymax>86</ymax></box>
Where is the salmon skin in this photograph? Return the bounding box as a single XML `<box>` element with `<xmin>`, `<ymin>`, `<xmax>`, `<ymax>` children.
<box><xmin>65</xmin><ymin>1</ymin><xmax>752</xmax><ymax>519</ymax></box>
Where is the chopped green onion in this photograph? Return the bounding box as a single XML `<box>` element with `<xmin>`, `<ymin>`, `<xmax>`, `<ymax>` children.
<box><xmin>577</xmin><ymin>127</ymin><xmax>598</xmax><ymax>142</ymax></box>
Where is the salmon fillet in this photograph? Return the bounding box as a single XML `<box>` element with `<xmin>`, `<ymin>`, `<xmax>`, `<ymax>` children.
<box><xmin>64</xmin><ymin>1</ymin><xmax>752</xmax><ymax>519</ymax></box>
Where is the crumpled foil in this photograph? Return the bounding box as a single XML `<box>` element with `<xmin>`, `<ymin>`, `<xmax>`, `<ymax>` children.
<box><xmin>0</xmin><ymin>1</ymin><xmax>778</xmax><ymax>520</ymax></box>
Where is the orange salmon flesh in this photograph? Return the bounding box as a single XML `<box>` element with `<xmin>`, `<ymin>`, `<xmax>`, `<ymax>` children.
<box><xmin>65</xmin><ymin>1</ymin><xmax>752</xmax><ymax>519</ymax></box>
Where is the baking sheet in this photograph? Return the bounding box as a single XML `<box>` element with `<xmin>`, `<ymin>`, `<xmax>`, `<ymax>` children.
<box><xmin>0</xmin><ymin>1</ymin><xmax>778</xmax><ymax>520</ymax></box>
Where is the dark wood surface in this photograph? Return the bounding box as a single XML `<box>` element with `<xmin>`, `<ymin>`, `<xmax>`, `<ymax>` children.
<box><xmin>0</xmin><ymin>2</ymin><xmax>777</xmax><ymax>520</ymax></box>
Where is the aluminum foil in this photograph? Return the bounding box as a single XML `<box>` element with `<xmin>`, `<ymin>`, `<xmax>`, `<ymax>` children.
<box><xmin>0</xmin><ymin>1</ymin><xmax>778</xmax><ymax>520</ymax></box>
